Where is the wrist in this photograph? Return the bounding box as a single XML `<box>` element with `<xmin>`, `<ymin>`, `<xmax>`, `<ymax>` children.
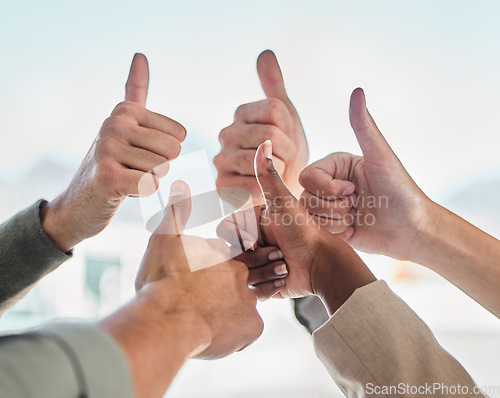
<box><xmin>311</xmin><ymin>233</ymin><xmax>376</xmax><ymax>315</ymax></box>
<box><xmin>407</xmin><ymin>199</ymin><xmax>444</xmax><ymax>264</ymax></box>
<box><xmin>40</xmin><ymin>196</ymin><xmax>80</xmax><ymax>253</ymax></box>
<box><xmin>100</xmin><ymin>280</ymin><xmax>212</xmax><ymax>397</ymax></box>
<box><xmin>135</xmin><ymin>281</ymin><xmax>213</xmax><ymax>357</ymax></box>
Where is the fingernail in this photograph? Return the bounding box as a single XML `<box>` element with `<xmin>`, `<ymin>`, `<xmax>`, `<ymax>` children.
<box><xmin>268</xmin><ymin>249</ymin><xmax>284</xmax><ymax>261</ymax></box>
<box><xmin>273</xmin><ymin>278</ymin><xmax>286</xmax><ymax>288</ymax></box>
<box><xmin>169</xmin><ymin>189</ymin><xmax>185</xmax><ymax>198</ymax></box>
<box><xmin>258</xmin><ymin>297</ymin><xmax>270</xmax><ymax>302</ymax></box>
<box><xmin>169</xmin><ymin>180</ymin><xmax>187</xmax><ymax>199</ymax></box>
<box><xmin>342</xmin><ymin>185</ymin><xmax>355</xmax><ymax>196</ymax></box>
<box><xmin>263</xmin><ymin>140</ymin><xmax>273</xmax><ymax>160</ymax></box>
<box><xmin>274</xmin><ymin>263</ymin><xmax>288</xmax><ymax>276</ymax></box>
<box><xmin>243</xmin><ymin>240</ymin><xmax>255</xmax><ymax>251</ymax></box>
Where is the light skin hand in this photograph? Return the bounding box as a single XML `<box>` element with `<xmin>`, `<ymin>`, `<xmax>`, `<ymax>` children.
<box><xmin>218</xmin><ymin>140</ymin><xmax>376</xmax><ymax>305</ymax></box>
<box><xmin>214</xmin><ymin>50</ymin><xmax>309</xmax><ymax>205</ymax></box>
<box><xmin>300</xmin><ymin>88</ymin><xmax>500</xmax><ymax>317</ymax></box>
<box><xmin>101</xmin><ymin>181</ymin><xmax>263</xmax><ymax>398</ymax></box>
<box><xmin>41</xmin><ymin>53</ymin><xmax>186</xmax><ymax>252</ymax></box>
<box><xmin>299</xmin><ymin>88</ymin><xmax>434</xmax><ymax>260</ymax></box>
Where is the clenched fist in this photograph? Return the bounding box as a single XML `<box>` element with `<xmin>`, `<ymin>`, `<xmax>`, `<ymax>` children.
<box><xmin>214</xmin><ymin>50</ymin><xmax>308</xmax><ymax>204</ymax></box>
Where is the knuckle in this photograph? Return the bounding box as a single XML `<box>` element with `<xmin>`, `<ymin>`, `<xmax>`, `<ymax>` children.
<box><xmin>257</xmin><ymin>267</ymin><xmax>268</xmax><ymax>283</ymax></box>
<box><xmin>96</xmin><ymin>160</ymin><xmax>118</xmax><ymax>185</ymax></box>
<box><xmin>174</xmin><ymin>123</ymin><xmax>187</xmax><ymax>141</ymax></box>
<box><xmin>298</xmin><ymin>167</ymin><xmax>314</xmax><ymax>188</ymax></box>
<box><xmin>265</xmin><ymin>98</ymin><xmax>285</xmax><ymax>119</ymax></box>
<box><xmin>96</xmin><ymin>135</ymin><xmax>119</xmax><ymax>157</ymax></box>
<box><xmin>112</xmin><ymin>101</ymin><xmax>136</xmax><ymax>116</ymax></box>
<box><xmin>213</xmin><ymin>153</ymin><xmax>227</xmax><ymax>170</ymax></box>
<box><xmin>234</xmin><ymin>152</ymin><xmax>250</xmax><ymax>172</ymax></box>
<box><xmin>168</xmin><ymin>140</ymin><xmax>181</xmax><ymax>159</ymax></box>
<box><xmin>234</xmin><ymin>104</ymin><xmax>247</xmax><ymax>119</ymax></box>
<box><xmin>218</xmin><ymin>126</ymin><xmax>232</xmax><ymax>146</ymax></box>
<box><xmin>262</xmin><ymin>125</ymin><xmax>279</xmax><ymax>142</ymax></box>
<box><xmin>213</xmin><ymin>153</ymin><xmax>222</xmax><ymax>169</ymax></box>
<box><xmin>101</xmin><ymin>115</ymin><xmax>125</xmax><ymax>133</ymax></box>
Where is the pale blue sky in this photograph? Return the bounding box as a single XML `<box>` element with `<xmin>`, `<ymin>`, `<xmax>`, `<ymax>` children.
<box><xmin>1</xmin><ymin>0</ymin><xmax>500</xmax><ymax>199</ymax></box>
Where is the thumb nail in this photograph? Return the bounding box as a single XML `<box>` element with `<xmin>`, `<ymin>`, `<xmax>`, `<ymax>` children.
<box><xmin>263</xmin><ymin>140</ymin><xmax>273</xmax><ymax>160</ymax></box>
<box><xmin>342</xmin><ymin>185</ymin><xmax>355</xmax><ymax>196</ymax></box>
<box><xmin>169</xmin><ymin>181</ymin><xmax>187</xmax><ymax>199</ymax></box>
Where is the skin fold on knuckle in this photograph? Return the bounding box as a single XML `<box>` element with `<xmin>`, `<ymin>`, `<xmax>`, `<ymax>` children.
<box><xmin>298</xmin><ymin>167</ymin><xmax>315</xmax><ymax>190</ymax></box>
<box><xmin>96</xmin><ymin>135</ymin><xmax>120</xmax><ymax>160</ymax></box>
<box><xmin>218</xmin><ymin>126</ymin><xmax>234</xmax><ymax>146</ymax></box>
<box><xmin>101</xmin><ymin>116</ymin><xmax>128</xmax><ymax>138</ymax></box>
<box><xmin>234</xmin><ymin>103</ymin><xmax>252</xmax><ymax>121</ymax></box>
<box><xmin>265</xmin><ymin>98</ymin><xmax>286</xmax><ymax>123</ymax></box>
<box><xmin>112</xmin><ymin>101</ymin><xmax>138</xmax><ymax>119</ymax></box>
<box><xmin>95</xmin><ymin>160</ymin><xmax>119</xmax><ymax>187</ymax></box>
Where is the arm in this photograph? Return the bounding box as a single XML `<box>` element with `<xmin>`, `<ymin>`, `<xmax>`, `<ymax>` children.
<box><xmin>0</xmin><ymin>54</ymin><xmax>185</xmax><ymax>312</ymax></box>
<box><xmin>299</xmin><ymin>88</ymin><xmax>500</xmax><ymax>317</ymax></box>
<box><xmin>0</xmin><ymin>182</ymin><xmax>263</xmax><ymax>398</ymax></box>
<box><xmin>225</xmin><ymin>141</ymin><xmax>484</xmax><ymax>397</ymax></box>
<box><xmin>313</xmin><ymin>280</ymin><xmax>484</xmax><ymax>398</ymax></box>
<box><xmin>99</xmin><ymin>280</ymin><xmax>211</xmax><ymax>398</ymax></box>
<box><xmin>410</xmin><ymin>204</ymin><xmax>500</xmax><ymax>317</ymax></box>
<box><xmin>0</xmin><ymin>283</ymin><xmax>207</xmax><ymax>398</ymax></box>
<box><xmin>0</xmin><ymin>322</ymin><xmax>133</xmax><ymax>398</ymax></box>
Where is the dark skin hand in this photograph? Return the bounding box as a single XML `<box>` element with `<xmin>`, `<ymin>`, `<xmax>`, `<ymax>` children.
<box><xmin>218</xmin><ymin>140</ymin><xmax>376</xmax><ymax>314</ymax></box>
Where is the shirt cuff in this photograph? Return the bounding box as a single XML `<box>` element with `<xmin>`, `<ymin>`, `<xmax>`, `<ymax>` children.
<box><xmin>0</xmin><ymin>200</ymin><xmax>72</xmax><ymax>310</ymax></box>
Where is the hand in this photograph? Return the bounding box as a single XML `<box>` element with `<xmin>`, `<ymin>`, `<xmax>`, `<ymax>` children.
<box><xmin>299</xmin><ymin>88</ymin><xmax>435</xmax><ymax>260</ymax></box>
<box><xmin>136</xmin><ymin>181</ymin><xmax>263</xmax><ymax>360</ymax></box>
<box><xmin>100</xmin><ymin>181</ymin><xmax>262</xmax><ymax>398</ymax></box>
<box><xmin>218</xmin><ymin>140</ymin><xmax>376</xmax><ymax>305</ymax></box>
<box><xmin>41</xmin><ymin>53</ymin><xmax>186</xmax><ymax>252</ymax></box>
<box><xmin>214</xmin><ymin>50</ymin><xmax>308</xmax><ymax>204</ymax></box>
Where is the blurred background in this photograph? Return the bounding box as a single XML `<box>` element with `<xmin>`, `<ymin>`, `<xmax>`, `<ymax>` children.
<box><xmin>0</xmin><ymin>0</ymin><xmax>499</xmax><ymax>396</ymax></box>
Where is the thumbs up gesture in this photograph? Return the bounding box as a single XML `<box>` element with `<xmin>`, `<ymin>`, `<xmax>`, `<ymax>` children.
<box><xmin>299</xmin><ymin>88</ymin><xmax>434</xmax><ymax>260</ymax></box>
<box><xmin>214</xmin><ymin>50</ymin><xmax>309</xmax><ymax>203</ymax></box>
<box><xmin>41</xmin><ymin>54</ymin><xmax>186</xmax><ymax>252</ymax></box>
<box><xmin>217</xmin><ymin>140</ymin><xmax>376</xmax><ymax>307</ymax></box>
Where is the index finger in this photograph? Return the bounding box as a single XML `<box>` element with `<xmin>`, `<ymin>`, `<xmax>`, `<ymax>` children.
<box><xmin>299</xmin><ymin>156</ymin><xmax>355</xmax><ymax>200</ymax></box>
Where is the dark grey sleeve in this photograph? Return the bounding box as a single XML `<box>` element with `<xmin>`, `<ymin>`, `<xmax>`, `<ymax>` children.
<box><xmin>0</xmin><ymin>200</ymin><xmax>72</xmax><ymax>311</ymax></box>
<box><xmin>0</xmin><ymin>322</ymin><xmax>134</xmax><ymax>398</ymax></box>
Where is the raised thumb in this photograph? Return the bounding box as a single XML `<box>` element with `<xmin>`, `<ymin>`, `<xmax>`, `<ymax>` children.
<box><xmin>155</xmin><ymin>180</ymin><xmax>192</xmax><ymax>235</ymax></box>
<box><xmin>349</xmin><ymin>88</ymin><xmax>397</xmax><ymax>164</ymax></box>
<box><xmin>257</xmin><ymin>50</ymin><xmax>288</xmax><ymax>102</ymax></box>
<box><xmin>125</xmin><ymin>53</ymin><xmax>150</xmax><ymax>107</ymax></box>
<box><xmin>254</xmin><ymin>140</ymin><xmax>298</xmax><ymax>214</ymax></box>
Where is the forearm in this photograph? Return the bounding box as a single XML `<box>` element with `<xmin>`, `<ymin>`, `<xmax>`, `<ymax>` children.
<box><xmin>313</xmin><ymin>281</ymin><xmax>484</xmax><ymax>398</ymax></box>
<box><xmin>410</xmin><ymin>203</ymin><xmax>500</xmax><ymax>317</ymax></box>
<box><xmin>100</xmin><ymin>282</ymin><xmax>211</xmax><ymax>398</ymax></box>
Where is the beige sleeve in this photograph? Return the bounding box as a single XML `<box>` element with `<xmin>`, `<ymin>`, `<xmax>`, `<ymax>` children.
<box><xmin>313</xmin><ymin>280</ymin><xmax>484</xmax><ymax>398</ymax></box>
